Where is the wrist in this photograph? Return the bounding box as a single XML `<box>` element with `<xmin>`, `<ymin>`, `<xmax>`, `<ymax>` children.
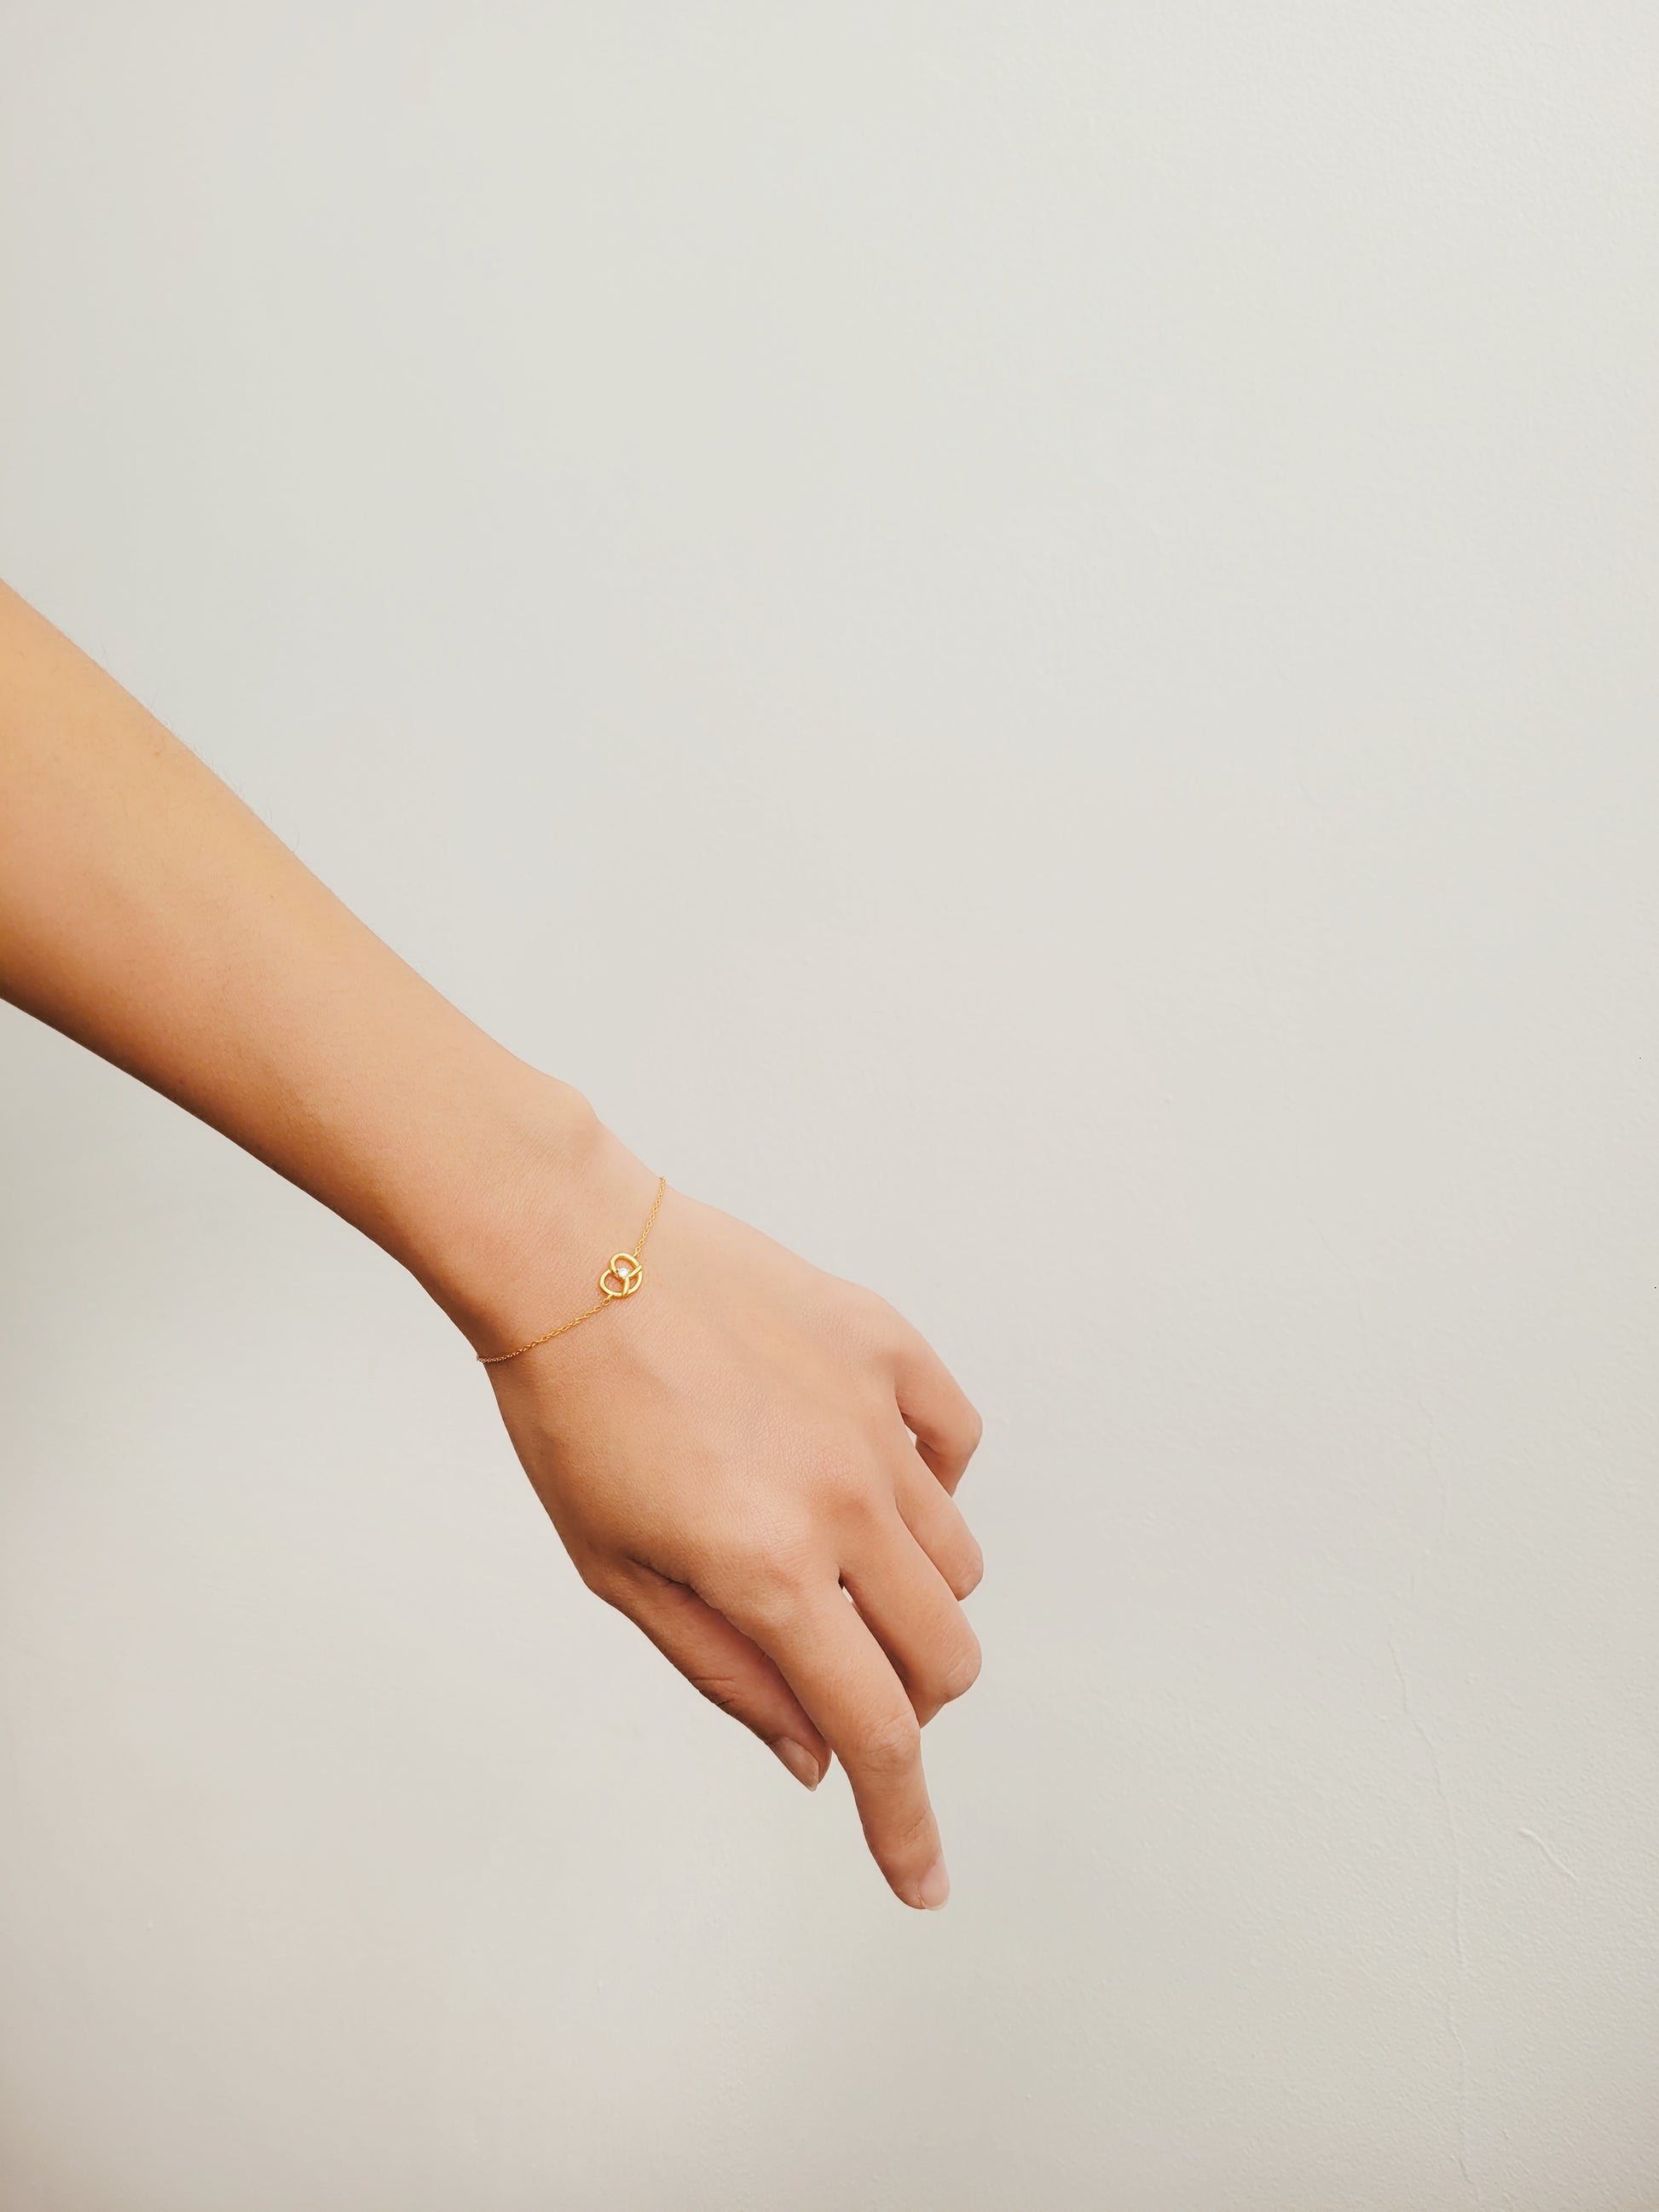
<box><xmin>387</xmin><ymin>1055</ymin><xmax>656</xmax><ymax>1357</ymax></box>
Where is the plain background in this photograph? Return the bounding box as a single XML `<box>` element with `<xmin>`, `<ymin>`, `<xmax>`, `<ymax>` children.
<box><xmin>2</xmin><ymin>5</ymin><xmax>1656</xmax><ymax>2208</ymax></box>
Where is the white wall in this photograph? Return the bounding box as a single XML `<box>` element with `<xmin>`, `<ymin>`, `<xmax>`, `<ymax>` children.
<box><xmin>3</xmin><ymin>7</ymin><xmax>1656</xmax><ymax>2207</ymax></box>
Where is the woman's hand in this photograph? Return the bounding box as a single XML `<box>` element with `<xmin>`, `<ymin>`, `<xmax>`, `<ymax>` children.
<box><xmin>0</xmin><ymin>583</ymin><xmax>982</xmax><ymax>1909</ymax></box>
<box><xmin>484</xmin><ymin>1149</ymin><xmax>984</xmax><ymax>1910</ymax></box>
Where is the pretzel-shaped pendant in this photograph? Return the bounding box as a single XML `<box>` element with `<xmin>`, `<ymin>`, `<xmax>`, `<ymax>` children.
<box><xmin>598</xmin><ymin>1252</ymin><xmax>645</xmax><ymax>1299</ymax></box>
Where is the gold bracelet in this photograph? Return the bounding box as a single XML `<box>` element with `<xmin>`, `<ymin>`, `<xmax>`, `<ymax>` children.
<box><xmin>477</xmin><ymin>1175</ymin><xmax>668</xmax><ymax>1366</ymax></box>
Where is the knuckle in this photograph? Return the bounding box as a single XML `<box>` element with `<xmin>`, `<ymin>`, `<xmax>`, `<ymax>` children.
<box><xmin>858</xmin><ymin>1711</ymin><xmax>922</xmax><ymax>1778</ymax></box>
<box><xmin>731</xmin><ymin>1582</ymin><xmax>800</xmax><ymax>1639</ymax></box>
<box><xmin>713</xmin><ymin>1529</ymin><xmax>777</xmax><ymax>1584</ymax></box>
<box><xmin>872</xmin><ymin>1796</ymin><xmax>941</xmax><ymax>1886</ymax></box>
<box><xmin>959</xmin><ymin>1405</ymin><xmax>985</xmax><ymax>1457</ymax></box>
<box><xmin>841</xmin><ymin>1287</ymin><xmax>899</xmax><ymax>1351</ymax></box>
<box><xmin>885</xmin><ymin>1799</ymin><xmax>939</xmax><ymax>1859</ymax></box>
<box><xmin>704</xmin><ymin>1529</ymin><xmax>813</xmax><ymax>1626</ymax></box>
<box><xmin>936</xmin><ymin>1631</ymin><xmax>982</xmax><ymax>1702</ymax></box>
<box><xmin>686</xmin><ymin>1670</ymin><xmax>750</xmax><ymax>1720</ymax></box>
<box><xmin>801</xmin><ymin>1447</ymin><xmax>858</xmax><ymax>1500</ymax></box>
<box><xmin>950</xmin><ymin>1544</ymin><xmax>986</xmax><ymax>1599</ymax></box>
<box><xmin>914</xmin><ymin>1633</ymin><xmax>981</xmax><ymax>1711</ymax></box>
<box><xmin>812</xmin><ymin>1457</ymin><xmax>878</xmax><ymax>1522</ymax></box>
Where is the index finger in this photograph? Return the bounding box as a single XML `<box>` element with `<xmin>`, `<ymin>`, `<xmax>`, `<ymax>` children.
<box><xmin>736</xmin><ymin>1578</ymin><xmax>949</xmax><ymax>1909</ymax></box>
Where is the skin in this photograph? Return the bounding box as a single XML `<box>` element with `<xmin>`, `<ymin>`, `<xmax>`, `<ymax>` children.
<box><xmin>0</xmin><ymin>581</ymin><xmax>982</xmax><ymax>1909</ymax></box>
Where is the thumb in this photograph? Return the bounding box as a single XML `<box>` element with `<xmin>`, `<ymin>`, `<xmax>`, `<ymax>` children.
<box><xmin>610</xmin><ymin>1562</ymin><xmax>832</xmax><ymax>1791</ymax></box>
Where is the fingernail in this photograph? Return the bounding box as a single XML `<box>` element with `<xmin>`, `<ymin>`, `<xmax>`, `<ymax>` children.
<box><xmin>912</xmin><ymin>1856</ymin><xmax>951</xmax><ymax>1911</ymax></box>
<box><xmin>772</xmin><ymin>1737</ymin><xmax>822</xmax><ymax>1790</ymax></box>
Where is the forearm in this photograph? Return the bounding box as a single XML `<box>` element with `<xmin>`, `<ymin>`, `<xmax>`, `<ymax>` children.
<box><xmin>0</xmin><ymin>580</ymin><xmax>985</xmax><ymax>1906</ymax></box>
<box><xmin>0</xmin><ymin>582</ymin><xmax>629</xmax><ymax>1349</ymax></box>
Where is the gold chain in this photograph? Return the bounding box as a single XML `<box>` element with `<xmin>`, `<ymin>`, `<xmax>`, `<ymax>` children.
<box><xmin>477</xmin><ymin>1175</ymin><xmax>668</xmax><ymax>1366</ymax></box>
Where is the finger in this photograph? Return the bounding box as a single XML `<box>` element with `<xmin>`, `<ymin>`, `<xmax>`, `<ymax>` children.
<box><xmin>839</xmin><ymin>1505</ymin><xmax>981</xmax><ymax>1727</ymax></box>
<box><xmin>726</xmin><ymin>1575</ymin><xmax>949</xmax><ymax>1909</ymax></box>
<box><xmin>892</xmin><ymin>1326</ymin><xmax>982</xmax><ymax>1493</ymax></box>
<box><xmin>891</xmin><ymin>1440</ymin><xmax>985</xmax><ymax>1600</ymax></box>
<box><xmin>613</xmin><ymin>1563</ymin><xmax>830</xmax><ymax>1790</ymax></box>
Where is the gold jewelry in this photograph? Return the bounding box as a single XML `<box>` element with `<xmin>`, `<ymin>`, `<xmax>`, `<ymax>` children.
<box><xmin>477</xmin><ymin>1175</ymin><xmax>667</xmax><ymax>1366</ymax></box>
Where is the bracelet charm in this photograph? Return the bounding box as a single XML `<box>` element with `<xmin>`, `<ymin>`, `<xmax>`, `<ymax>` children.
<box><xmin>599</xmin><ymin>1253</ymin><xmax>644</xmax><ymax>1299</ymax></box>
<box><xmin>477</xmin><ymin>1175</ymin><xmax>666</xmax><ymax>1366</ymax></box>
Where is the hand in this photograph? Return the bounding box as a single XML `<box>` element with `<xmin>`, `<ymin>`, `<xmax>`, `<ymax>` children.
<box><xmin>483</xmin><ymin>1155</ymin><xmax>984</xmax><ymax>1909</ymax></box>
<box><xmin>0</xmin><ymin>587</ymin><xmax>985</xmax><ymax>1905</ymax></box>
